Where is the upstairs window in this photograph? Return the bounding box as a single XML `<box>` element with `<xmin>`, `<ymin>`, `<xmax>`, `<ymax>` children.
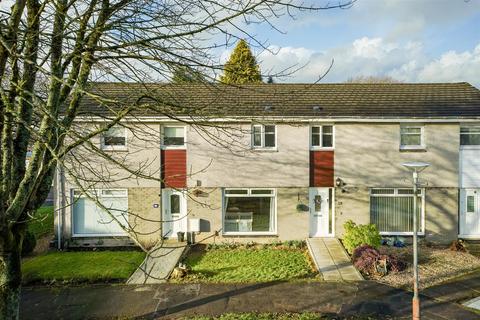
<box><xmin>460</xmin><ymin>126</ymin><xmax>480</xmax><ymax>147</ymax></box>
<box><xmin>400</xmin><ymin>125</ymin><xmax>424</xmax><ymax>150</ymax></box>
<box><xmin>101</xmin><ymin>126</ymin><xmax>127</xmax><ymax>150</ymax></box>
<box><xmin>252</xmin><ymin>124</ymin><xmax>276</xmax><ymax>149</ymax></box>
<box><xmin>162</xmin><ymin>126</ymin><xmax>186</xmax><ymax>148</ymax></box>
<box><xmin>311</xmin><ymin>125</ymin><xmax>334</xmax><ymax>149</ymax></box>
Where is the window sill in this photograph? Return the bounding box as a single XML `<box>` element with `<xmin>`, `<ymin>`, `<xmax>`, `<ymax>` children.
<box><xmin>251</xmin><ymin>147</ymin><xmax>278</xmax><ymax>152</ymax></box>
<box><xmin>72</xmin><ymin>233</ymin><xmax>129</xmax><ymax>238</ymax></box>
<box><xmin>459</xmin><ymin>234</ymin><xmax>480</xmax><ymax>239</ymax></box>
<box><xmin>310</xmin><ymin>147</ymin><xmax>334</xmax><ymax>151</ymax></box>
<box><xmin>460</xmin><ymin>145</ymin><xmax>480</xmax><ymax>150</ymax></box>
<box><xmin>399</xmin><ymin>146</ymin><xmax>426</xmax><ymax>152</ymax></box>
<box><xmin>161</xmin><ymin>146</ymin><xmax>186</xmax><ymax>150</ymax></box>
<box><xmin>101</xmin><ymin>146</ymin><xmax>128</xmax><ymax>152</ymax></box>
<box><xmin>222</xmin><ymin>232</ymin><xmax>278</xmax><ymax>237</ymax></box>
<box><xmin>379</xmin><ymin>232</ymin><xmax>425</xmax><ymax>236</ymax></box>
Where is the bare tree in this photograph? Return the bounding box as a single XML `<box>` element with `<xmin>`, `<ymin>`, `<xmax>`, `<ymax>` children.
<box><xmin>0</xmin><ymin>0</ymin><xmax>354</xmax><ymax>317</ymax></box>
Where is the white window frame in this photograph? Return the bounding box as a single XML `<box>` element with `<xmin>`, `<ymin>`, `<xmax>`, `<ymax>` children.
<box><xmin>251</xmin><ymin>124</ymin><xmax>277</xmax><ymax>150</ymax></box>
<box><xmin>100</xmin><ymin>126</ymin><xmax>128</xmax><ymax>151</ymax></box>
<box><xmin>222</xmin><ymin>188</ymin><xmax>277</xmax><ymax>236</ymax></box>
<box><xmin>161</xmin><ymin>125</ymin><xmax>187</xmax><ymax>150</ymax></box>
<box><xmin>71</xmin><ymin>188</ymin><xmax>129</xmax><ymax>237</ymax></box>
<box><xmin>460</xmin><ymin>124</ymin><xmax>480</xmax><ymax>150</ymax></box>
<box><xmin>310</xmin><ymin>125</ymin><xmax>335</xmax><ymax>150</ymax></box>
<box><xmin>370</xmin><ymin>188</ymin><xmax>425</xmax><ymax>236</ymax></box>
<box><xmin>400</xmin><ymin>124</ymin><xmax>425</xmax><ymax>150</ymax></box>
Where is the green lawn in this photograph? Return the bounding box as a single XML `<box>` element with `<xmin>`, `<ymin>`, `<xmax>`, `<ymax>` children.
<box><xmin>180</xmin><ymin>246</ymin><xmax>318</xmax><ymax>283</ymax></box>
<box><xmin>22</xmin><ymin>251</ymin><xmax>145</xmax><ymax>284</ymax></box>
<box><xmin>28</xmin><ymin>205</ymin><xmax>54</xmax><ymax>238</ymax></box>
<box><xmin>185</xmin><ymin>313</ymin><xmax>322</xmax><ymax>320</ymax></box>
<box><xmin>184</xmin><ymin>313</ymin><xmax>379</xmax><ymax>320</ymax></box>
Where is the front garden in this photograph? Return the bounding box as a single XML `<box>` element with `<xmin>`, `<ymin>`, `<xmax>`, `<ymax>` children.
<box><xmin>376</xmin><ymin>244</ymin><xmax>480</xmax><ymax>290</ymax></box>
<box><xmin>22</xmin><ymin>250</ymin><xmax>145</xmax><ymax>284</ymax></box>
<box><xmin>342</xmin><ymin>220</ymin><xmax>480</xmax><ymax>290</ymax></box>
<box><xmin>21</xmin><ymin>205</ymin><xmax>145</xmax><ymax>285</ymax></box>
<box><xmin>174</xmin><ymin>241</ymin><xmax>319</xmax><ymax>283</ymax></box>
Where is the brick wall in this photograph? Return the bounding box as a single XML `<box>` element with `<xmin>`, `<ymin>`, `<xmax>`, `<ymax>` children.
<box><xmin>128</xmin><ymin>188</ymin><xmax>162</xmax><ymax>247</ymax></box>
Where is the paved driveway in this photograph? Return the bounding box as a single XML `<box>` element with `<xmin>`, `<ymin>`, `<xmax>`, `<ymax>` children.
<box><xmin>20</xmin><ymin>280</ymin><xmax>479</xmax><ymax>319</ymax></box>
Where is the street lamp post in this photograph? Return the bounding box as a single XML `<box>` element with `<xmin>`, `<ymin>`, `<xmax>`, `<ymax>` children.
<box><xmin>402</xmin><ymin>162</ymin><xmax>430</xmax><ymax>320</ymax></box>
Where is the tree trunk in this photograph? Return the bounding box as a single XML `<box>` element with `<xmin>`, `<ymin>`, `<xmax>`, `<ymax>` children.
<box><xmin>0</xmin><ymin>232</ymin><xmax>23</xmax><ymax>320</ymax></box>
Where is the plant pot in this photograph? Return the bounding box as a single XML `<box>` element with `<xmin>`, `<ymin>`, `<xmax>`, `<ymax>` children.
<box><xmin>187</xmin><ymin>232</ymin><xmax>195</xmax><ymax>244</ymax></box>
<box><xmin>177</xmin><ymin>231</ymin><xmax>185</xmax><ymax>242</ymax></box>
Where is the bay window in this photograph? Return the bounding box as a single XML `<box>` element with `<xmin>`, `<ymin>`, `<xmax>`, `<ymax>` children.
<box><xmin>72</xmin><ymin>189</ymin><xmax>129</xmax><ymax>236</ymax></box>
<box><xmin>370</xmin><ymin>188</ymin><xmax>424</xmax><ymax>235</ymax></box>
<box><xmin>223</xmin><ymin>188</ymin><xmax>276</xmax><ymax>234</ymax></box>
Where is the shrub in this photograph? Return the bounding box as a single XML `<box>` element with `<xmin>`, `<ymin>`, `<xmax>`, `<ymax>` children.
<box><xmin>352</xmin><ymin>244</ymin><xmax>407</xmax><ymax>276</ymax></box>
<box><xmin>352</xmin><ymin>245</ymin><xmax>380</xmax><ymax>275</ymax></box>
<box><xmin>449</xmin><ymin>240</ymin><xmax>467</xmax><ymax>252</ymax></box>
<box><xmin>342</xmin><ymin>220</ymin><xmax>381</xmax><ymax>254</ymax></box>
<box><xmin>388</xmin><ymin>254</ymin><xmax>407</xmax><ymax>273</ymax></box>
<box><xmin>22</xmin><ymin>231</ymin><xmax>37</xmax><ymax>256</ymax></box>
<box><xmin>284</xmin><ymin>240</ymin><xmax>306</xmax><ymax>249</ymax></box>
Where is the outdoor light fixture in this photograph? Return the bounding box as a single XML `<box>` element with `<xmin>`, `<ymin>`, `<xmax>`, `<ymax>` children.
<box><xmin>402</xmin><ymin>161</ymin><xmax>430</xmax><ymax>320</ymax></box>
<box><xmin>335</xmin><ymin>177</ymin><xmax>344</xmax><ymax>188</ymax></box>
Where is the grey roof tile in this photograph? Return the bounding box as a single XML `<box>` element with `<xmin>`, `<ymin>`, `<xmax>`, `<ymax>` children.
<box><xmin>78</xmin><ymin>82</ymin><xmax>480</xmax><ymax>119</ymax></box>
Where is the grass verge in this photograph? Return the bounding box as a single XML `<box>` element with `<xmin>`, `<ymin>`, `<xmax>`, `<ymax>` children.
<box><xmin>177</xmin><ymin>243</ymin><xmax>318</xmax><ymax>283</ymax></box>
<box><xmin>183</xmin><ymin>313</ymin><xmax>381</xmax><ymax>320</ymax></box>
<box><xmin>22</xmin><ymin>250</ymin><xmax>145</xmax><ymax>284</ymax></box>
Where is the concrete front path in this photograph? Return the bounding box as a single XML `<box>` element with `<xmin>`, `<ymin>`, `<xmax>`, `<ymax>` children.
<box><xmin>20</xmin><ymin>281</ymin><xmax>479</xmax><ymax>319</ymax></box>
<box><xmin>306</xmin><ymin>238</ymin><xmax>363</xmax><ymax>281</ymax></box>
<box><xmin>128</xmin><ymin>242</ymin><xmax>188</xmax><ymax>284</ymax></box>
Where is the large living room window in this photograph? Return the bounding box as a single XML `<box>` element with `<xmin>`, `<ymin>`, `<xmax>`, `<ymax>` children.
<box><xmin>223</xmin><ymin>188</ymin><xmax>276</xmax><ymax>235</ymax></box>
<box><xmin>72</xmin><ymin>189</ymin><xmax>129</xmax><ymax>236</ymax></box>
<box><xmin>460</xmin><ymin>126</ymin><xmax>480</xmax><ymax>147</ymax></box>
<box><xmin>370</xmin><ymin>188</ymin><xmax>424</xmax><ymax>235</ymax></box>
<box><xmin>252</xmin><ymin>124</ymin><xmax>276</xmax><ymax>149</ymax></box>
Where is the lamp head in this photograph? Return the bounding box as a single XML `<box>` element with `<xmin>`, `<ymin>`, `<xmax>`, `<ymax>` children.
<box><xmin>402</xmin><ymin>162</ymin><xmax>430</xmax><ymax>173</ymax></box>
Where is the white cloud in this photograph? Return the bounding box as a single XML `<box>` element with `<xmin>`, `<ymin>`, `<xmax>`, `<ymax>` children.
<box><xmin>416</xmin><ymin>44</ymin><xmax>480</xmax><ymax>83</ymax></box>
<box><xmin>255</xmin><ymin>37</ymin><xmax>480</xmax><ymax>87</ymax></box>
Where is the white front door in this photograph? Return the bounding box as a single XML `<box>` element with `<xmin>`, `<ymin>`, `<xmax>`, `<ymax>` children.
<box><xmin>460</xmin><ymin>189</ymin><xmax>480</xmax><ymax>237</ymax></box>
<box><xmin>309</xmin><ymin>188</ymin><xmax>333</xmax><ymax>237</ymax></box>
<box><xmin>162</xmin><ymin>189</ymin><xmax>188</xmax><ymax>238</ymax></box>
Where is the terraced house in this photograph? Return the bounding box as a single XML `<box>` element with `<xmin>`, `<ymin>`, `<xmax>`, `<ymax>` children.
<box><xmin>54</xmin><ymin>82</ymin><xmax>480</xmax><ymax>248</ymax></box>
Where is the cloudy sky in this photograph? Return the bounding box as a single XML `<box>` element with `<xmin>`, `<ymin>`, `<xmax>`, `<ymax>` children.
<box><xmin>220</xmin><ymin>0</ymin><xmax>480</xmax><ymax>87</ymax></box>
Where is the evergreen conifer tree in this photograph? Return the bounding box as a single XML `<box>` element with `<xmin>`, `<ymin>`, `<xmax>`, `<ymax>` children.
<box><xmin>220</xmin><ymin>39</ymin><xmax>262</xmax><ymax>84</ymax></box>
